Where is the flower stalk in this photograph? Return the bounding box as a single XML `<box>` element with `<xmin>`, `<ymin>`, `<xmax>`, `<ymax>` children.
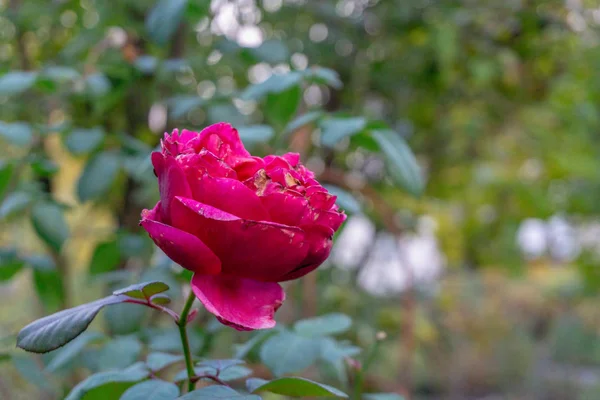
<box><xmin>177</xmin><ymin>291</ymin><xmax>197</xmax><ymax>393</ymax></box>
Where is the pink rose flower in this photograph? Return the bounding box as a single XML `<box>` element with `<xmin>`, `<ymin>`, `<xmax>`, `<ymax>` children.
<box><xmin>140</xmin><ymin>123</ymin><xmax>346</xmax><ymax>330</ymax></box>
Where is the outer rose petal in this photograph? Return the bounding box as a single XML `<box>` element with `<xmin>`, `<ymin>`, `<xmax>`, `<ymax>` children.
<box><xmin>172</xmin><ymin>197</ymin><xmax>308</xmax><ymax>281</ymax></box>
<box><xmin>191</xmin><ymin>274</ymin><xmax>284</xmax><ymax>330</ymax></box>
<box><xmin>152</xmin><ymin>152</ymin><xmax>192</xmax><ymax>224</ymax></box>
<box><xmin>188</xmin><ymin>174</ymin><xmax>270</xmax><ymax>221</ymax></box>
<box><xmin>140</xmin><ymin>217</ymin><xmax>221</xmax><ymax>275</ymax></box>
<box><xmin>279</xmin><ymin>225</ymin><xmax>334</xmax><ymax>281</ymax></box>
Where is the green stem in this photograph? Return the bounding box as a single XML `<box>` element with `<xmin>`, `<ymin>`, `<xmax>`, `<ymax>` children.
<box><xmin>177</xmin><ymin>291</ymin><xmax>197</xmax><ymax>393</ymax></box>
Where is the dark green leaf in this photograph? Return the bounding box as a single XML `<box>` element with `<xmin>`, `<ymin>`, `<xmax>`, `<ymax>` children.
<box><xmin>33</xmin><ymin>267</ymin><xmax>66</xmax><ymax>312</ymax></box>
<box><xmin>370</xmin><ymin>129</ymin><xmax>424</xmax><ymax>197</ymax></box>
<box><xmin>179</xmin><ymin>385</ymin><xmax>260</xmax><ymax>400</ymax></box>
<box><xmin>265</xmin><ymin>85</ymin><xmax>301</xmax><ymax>129</ymax></box>
<box><xmin>237</xmin><ymin>125</ymin><xmax>274</xmax><ymax>145</ymax></box>
<box><xmin>46</xmin><ymin>332</ymin><xmax>104</xmax><ymax>372</ymax></box>
<box><xmin>31</xmin><ymin>157</ymin><xmax>59</xmax><ymax>177</ymax></box>
<box><xmin>323</xmin><ymin>185</ymin><xmax>361</xmax><ymax>214</ymax></box>
<box><xmin>0</xmin><ymin>248</ymin><xmax>23</xmax><ymax>280</ymax></box>
<box><xmin>65</xmin><ymin>362</ymin><xmax>149</xmax><ymax>400</ymax></box>
<box><xmin>65</xmin><ymin>127</ymin><xmax>105</xmax><ymax>155</ymax></box>
<box><xmin>31</xmin><ymin>201</ymin><xmax>69</xmax><ymax>252</ymax></box>
<box><xmin>17</xmin><ymin>295</ymin><xmax>127</xmax><ymax>353</ymax></box>
<box><xmin>89</xmin><ymin>240</ymin><xmax>121</xmax><ymax>275</ymax></box>
<box><xmin>173</xmin><ymin>366</ymin><xmax>213</xmax><ymax>383</ymax></box>
<box><xmin>294</xmin><ymin>313</ymin><xmax>352</xmax><ymax>337</ymax></box>
<box><xmin>77</xmin><ymin>152</ymin><xmax>120</xmax><ymax>202</ymax></box>
<box><xmin>0</xmin><ymin>121</ymin><xmax>33</xmax><ymax>147</ymax></box>
<box><xmin>121</xmin><ymin>380</ymin><xmax>179</xmax><ymax>400</ymax></box>
<box><xmin>146</xmin><ymin>0</ymin><xmax>189</xmax><ymax>45</ymax></box>
<box><xmin>0</xmin><ymin>160</ymin><xmax>13</xmax><ymax>196</ymax></box>
<box><xmin>247</xmin><ymin>377</ymin><xmax>348</xmax><ymax>398</ymax></box>
<box><xmin>320</xmin><ymin>117</ymin><xmax>367</xmax><ymax>148</ymax></box>
<box><xmin>0</xmin><ymin>191</ymin><xmax>31</xmax><ymax>218</ymax></box>
<box><xmin>0</xmin><ymin>71</ymin><xmax>38</xmax><ymax>95</ymax></box>
<box><xmin>260</xmin><ymin>331</ymin><xmax>320</xmax><ymax>376</ymax></box>
<box><xmin>146</xmin><ymin>352</ymin><xmax>183</xmax><ymax>372</ymax></box>
<box><xmin>284</xmin><ymin>111</ymin><xmax>323</xmax><ymax>136</ymax></box>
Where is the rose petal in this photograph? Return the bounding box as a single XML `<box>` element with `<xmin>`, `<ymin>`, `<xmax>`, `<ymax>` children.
<box><xmin>179</xmin><ymin>150</ymin><xmax>237</xmax><ymax>179</ymax></box>
<box><xmin>172</xmin><ymin>197</ymin><xmax>309</xmax><ymax>281</ymax></box>
<box><xmin>191</xmin><ymin>274</ymin><xmax>285</xmax><ymax>330</ymax></box>
<box><xmin>140</xmin><ymin>218</ymin><xmax>221</xmax><ymax>275</ymax></box>
<box><xmin>234</xmin><ymin>156</ymin><xmax>265</xmax><ymax>181</ymax></box>
<box><xmin>188</xmin><ymin>174</ymin><xmax>270</xmax><ymax>221</ymax></box>
<box><xmin>261</xmin><ymin>191</ymin><xmax>309</xmax><ymax>226</ymax></box>
<box><xmin>187</xmin><ymin>123</ymin><xmax>250</xmax><ymax>162</ymax></box>
<box><xmin>152</xmin><ymin>152</ymin><xmax>192</xmax><ymax>224</ymax></box>
<box><xmin>279</xmin><ymin>225</ymin><xmax>334</xmax><ymax>281</ymax></box>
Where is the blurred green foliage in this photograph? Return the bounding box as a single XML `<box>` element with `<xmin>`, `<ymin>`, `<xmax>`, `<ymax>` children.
<box><xmin>1</xmin><ymin>0</ymin><xmax>600</xmax><ymax>399</ymax></box>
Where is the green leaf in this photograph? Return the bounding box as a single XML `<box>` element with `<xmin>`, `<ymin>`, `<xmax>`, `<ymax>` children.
<box><xmin>31</xmin><ymin>201</ymin><xmax>69</xmax><ymax>252</ymax></box>
<box><xmin>104</xmin><ymin>303</ymin><xmax>148</xmax><ymax>335</ymax></box>
<box><xmin>240</xmin><ymin>72</ymin><xmax>302</xmax><ymax>100</ymax></box>
<box><xmin>320</xmin><ymin>117</ymin><xmax>367</xmax><ymax>148</ymax></box>
<box><xmin>0</xmin><ymin>160</ymin><xmax>13</xmax><ymax>196</ymax></box>
<box><xmin>284</xmin><ymin>111</ymin><xmax>323</xmax><ymax>136</ymax></box>
<box><xmin>42</xmin><ymin>66</ymin><xmax>80</xmax><ymax>82</ymax></box>
<box><xmin>363</xmin><ymin>394</ymin><xmax>405</xmax><ymax>400</ymax></box>
<box><xmin>370</xmin><ymin>129</ymin><xmax>424</xmax><ymax>197</ymax></box>
<box><xmin>146</xmin><ymin>0</ymin><xmax>189</xmax><ymax>45</ymax></box>
<box><xmin>31</xmin><ymin>157</ymin><xmax>59</xmax><ymax>177</ymax></box>
<box><xmin>319</xmin><ymin>338</ymin><xmax>361</xmax><ymax>363</ymax></box>
<box><xmin>305</xmin><ymin>67</ymin><xmax>343</xmax><ymax>89</ymax></box>
<box><xmin>218</xmin><ymin>365</ymin><xmax>253</xmax><ymax>381</ymax></box>
<box><xmin>148</xmin><ymin>327</ymin><xmax>203</xmax><ymax>353</ymax></box>
<box><xmin>173</xmin><ymin>366</ymin><xmax>213</xmax><ymax>382</ymax></box>
<box><xmin>198</xmin><ymin>359</ymin><xmax>244</xmax><ymax>371</ymax></box>
<box><xmin>168</xmin><ymin>96</ymin><xmax>204</xmax><ymax>119</ymax></box>
<box><xmin>0</xmin><ymin>71</ymin><xmax>38</xmax><ymax>95</ymax></box>
<box><xmin>0</xmin><ymin>191</ymin><xmax>31</xmax><ymax>218</ymax></box>
<box><xmin>179</xmin><ymin>385</ymin><xmax>260</xmax><ymax>400</ymax></box>
<box><xmin>65</xmin><ymin>362</ymin><xmax>149</xmax><ymax>400</ymax></box>
<box><xmin>12</xmin><ymin>354</ymin><xmax>55</xmax><ymax>392</ymax></box>
<box><xmin>65</xmin><ymin>127</ymin><xmax>105</xmax><ymax>155</ymax></box>
<box><xmin>247</xmin><ymin>377</ymin><xmax>348</xmax><ymax>398</ymax></box>
<box><xmin>77</xmin><ymin>152</ymin><xmax>120</xmax><ymax>202</ymax></box>
<box><xmin>134</xmin><ymin>56</ymin><xmax>158</xmax><ymax>74</ymax></box>
<box><xmin>260</xmin><ymin>331</ymin><xmax>320</xmax><ymax>376</ymax></box>
<box><xmin>249</xmin><ymin>39</ymin><xmax>289</xmax><ymax>64</ymax></box>
<box><xmin>150</xmin><ymin>293</ymin><xmax>171</xmax><ymax>305</ymax></box>
<box><xmin>0</xmin><ymin>121</ymin><xmax>33</xmax><ymax>147</ymax></box>
<box><xmin>146</xmin><ymin>352</ymin><xmax>183</xmax><ymax>372</ymax></box>
<box><xmin>33</xmin><ymin>267</ymin><xmax>66</xmax><ymax>312</ymax></box>
<box><xmin>265</xmin><ymin>85</ymin><xmax>301</xmax><ymax>129</ymax></box>
<box><xmin>323</xmin><ymin>185</ymin><xmax>361</xmax><ymax>214</ymax></box>
<box><xmin>0</xmin><ymin>248</ymin><xmax>24</xmax><ymax>280</ymax></box>
<box><xmin>45</xmin><ymin>332</ymin><xmax>104</xmax><ymax>372</ymax></box>
<box><xmin>17</xmin><ymin>295</ymin><xmax>127</xmax><ymax>353</ymax></box>
<box><xmin>85</xmin><ymin>73</ymin><xmax>111</xmax><ymax>97</ymax></box>
<box><xmin>234</xmin><ymin>330</ymin><xmax>277</xmax><ymax>359</ymax></box>
<box><xmin>121</xmin><ymin>380</ymin><xmax>179</xmax><ymax>400</ymax></box>
<box><xmin>89</xmin><ymin>240</ymin><xmax>121</xmax><ymax>275</ymax></box>
<box><xmin>96</xmin><ymin>336</ymin><xmax>142</xmax><ymax>370</ymax></box>
<box><xmin>237</xmin><ymin>125</ymin><xmax>274</xmax><ymax>145</ymax></box>
<box><xmin>294</xmin><ymin>313</ymin><xmax>352</xmax><ymax>337</ymax></box>
<box><xmin>113</xmin><ymin>280</ymin><xmax>170</xmax><ymax>300</ymax></box>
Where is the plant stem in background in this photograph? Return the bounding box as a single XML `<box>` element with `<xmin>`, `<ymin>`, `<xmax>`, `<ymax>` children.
<box><xmin>177</xmin><ymin>291</ymin><xmax>197</xmax><ymax>393</ymax></box>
